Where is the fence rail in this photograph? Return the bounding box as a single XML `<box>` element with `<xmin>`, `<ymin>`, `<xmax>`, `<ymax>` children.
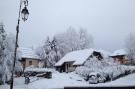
<box><xmin>64</xmin><ymin>86</ymin><xmax>135</xmax><ymax>89</ymax></box>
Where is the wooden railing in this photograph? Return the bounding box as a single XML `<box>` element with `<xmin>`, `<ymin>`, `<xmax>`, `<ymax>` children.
<box><xmin>64</xmin><ymin>86</ymin><xmax>135</xmax><ymax>89</ymax></box>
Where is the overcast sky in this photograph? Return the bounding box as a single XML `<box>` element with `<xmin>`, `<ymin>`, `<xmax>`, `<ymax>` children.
<box><xmin>1</xmin><ymin>0</ymin><xmax>135</xmax><ymax>52</ymax></box>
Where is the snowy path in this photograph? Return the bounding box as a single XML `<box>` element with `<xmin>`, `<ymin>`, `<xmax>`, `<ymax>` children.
<box><xmin>0</xmin><ymin>73</ymin><xmax>135</xmax><ymax>89</ymax></box>
<box><xmin>28</xmin><ymin>72</ymin><xmax>89</xmax><ymax>89</ymax></box>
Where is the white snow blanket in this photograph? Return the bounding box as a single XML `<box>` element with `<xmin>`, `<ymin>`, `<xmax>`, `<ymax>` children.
<box><xmin>1</xmin><ymin>72</ymin><xmax>135</xmax><ymax>89</ymax></box>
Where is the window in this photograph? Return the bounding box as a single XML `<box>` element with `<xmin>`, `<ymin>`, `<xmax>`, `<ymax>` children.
<box><xmin>29</xmin><ymin>61</ymin><xmax>32</xmax><ymax>65</ymax></box>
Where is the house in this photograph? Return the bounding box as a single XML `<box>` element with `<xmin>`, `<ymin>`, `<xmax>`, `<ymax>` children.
<box><xmin>110</xmin><ymin>49</ymin><xmax>131</xmax><ymax>64</ymax></box>
<box><xmin>55</xmin><ymin>48</ymin><xmax>107</xmax><ymax>73</ymax></box>
<box><xmin>19</xmin><ymin>48</ymin><xmax>41</xmax><ymax>72</ymax></box>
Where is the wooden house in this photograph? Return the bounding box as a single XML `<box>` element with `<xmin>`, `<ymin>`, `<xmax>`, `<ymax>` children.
<box><xmin>55</xmin><ymin>49</ymin><xmax>107</xmax><ymax>73</ymax></box>
<box><xmin>110</xmin><ymin>49</ymin><xmax>131</xmax><ymax>64</ymax></box>
<box><xmin>19</xmin><ymin>48</ymin><xmax>41</xmax><ymax>72</ymax></box>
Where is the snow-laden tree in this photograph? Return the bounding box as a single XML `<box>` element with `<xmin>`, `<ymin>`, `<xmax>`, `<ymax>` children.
<box><xmin>43</xmin><ymin>37</ymin><xmax>54</xmax><ymax>67</ymax></box>
<box><xmin>36</xmin><ymin>37</ymin><xmax>51</xmax><ymax>68</ymax></box>
<box><xmin>5</xmin><ymin>34</ymin><xmax>22</xmax><ymax>72</ymax></box>
<box><xmin>125</xmin><ymin>32</ymin><xmax>135</xmax><ymax>63</ymax></box>
<box><xmin>65</xmin><ymin>27</ymin><xmax>79</xmax><ymax>51</ymax></box>
<box><xmin>0</xmin><ymin>23</ymin><xmax>6</xmax><ymax>63</ymax></box>
<box><xmin>50</xmin><ymin>37</ymin><xmax>61</xmax><ymax>63</ymax></box>
<box><xmin>0</xmin><ymin>22</ymin><xmax>7</xmax><ymax>83</ymax></box>
<box><xmin>36</xmin><ymin>26</ymin><xmax>94</xmax><ymax>68</ymax></box>
<box><xmin>36</xmin><ymin>37</ymin><xmax>62</xmax><ymax>68</ymax></box>
<box><xmin>35</xmin><ymin>46</ymin><xmax>46</xmax><ymax>61</ymax></box>
<box><xmin>55</xmin><ymin>27</ymin><xmax>79</xmax><ymax>54</ymax></box>
<box><xmin>1</xmin><ymin>34</ymin><xmax>22</xmax><ymax>83</ymax></box>
<box><xmin>55</xmin><ymin>26</ymin><xmax>94</xmax><ymax>55</ymax></box>
<box><xmin>0</xmin><ymin>23</ymin><xmax>22</xmax><ymax>84</ymax></box>
<box><xmin>78</xmin><ymin>28</ymin><xmax>94</xmax><ymax>50</ymax></box>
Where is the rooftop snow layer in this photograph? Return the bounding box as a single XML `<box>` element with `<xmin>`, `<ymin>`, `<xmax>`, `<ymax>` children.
<box><xmin>19</xmin><ymin>47</ymin><xmax>40</xmax><ymax>59</ymax></box>
<box><xmin>55</xmin><ymin>48</ymin><xmax>94</xmax><ymax>66</ymax></box>
<box><xmin>97</xmin><ymin>49</ymin><xmax>111</xmax><ymax>58</ymax></box>
<box><xmin>55</xmin><ymin>48</ymin><xmax>111</xmax><ymax>66</ymax></box>
<box><xmin>55</xmin><ymin>48</ymin><xmax>110</xmax><ymax>66</ymax></box>
<box><xmin>110</xmin><ymin>49</ymin><xmax>127</xmax><ymax>56</ymax></box>
<box><xmin>55</xmin><ymin>49</ymin><xmax>111</xmax><ymax>66</ymax></box>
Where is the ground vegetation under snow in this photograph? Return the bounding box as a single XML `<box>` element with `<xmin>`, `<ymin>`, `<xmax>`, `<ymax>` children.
<box><xmin>75</xmin><ymin>56</ymin><xmax>135</xmax><ymax>84</ymax></box>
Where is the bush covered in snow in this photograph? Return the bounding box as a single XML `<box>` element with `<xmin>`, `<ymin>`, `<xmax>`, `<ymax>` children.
<box><xmin>25</xmin><ymin>68</ymin><xmax>56</xmax><ymax>73</ymax></box>
<box><xmin>75</xmin><ymin>57</ymin><xmax>135</xmax><ymax>84</ymax></box>
<box><xmin>24</xmin><ymin>68</ymin><xmax>57</xmax><ymax>79</ymax></box>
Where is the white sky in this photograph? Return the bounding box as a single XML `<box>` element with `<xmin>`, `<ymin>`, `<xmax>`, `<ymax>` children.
<box><xmin>1</xmin><ymin>0</ymin><xmax>135</xmax><ymax>52</ymax></box>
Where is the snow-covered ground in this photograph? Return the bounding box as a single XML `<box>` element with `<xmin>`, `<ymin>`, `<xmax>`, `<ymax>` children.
<box><xmin>1</xmin><ymin>72</ymin><xmax>135</xmax><ymax>89</ymax></box>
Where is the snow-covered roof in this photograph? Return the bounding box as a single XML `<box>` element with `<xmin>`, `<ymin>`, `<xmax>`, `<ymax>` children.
<box><xmin>55</xmin><ymin>49</ymin><xmax>111</xmax><ymax>66</ymax></box>
<box><xmin>110</xmin><ymin>49</ymin><xmax>127</xmax><ymax>57</ymax></box>
<box><xmin>55</xmin><ymin>48</ymin><xmax>112</xmax><ymax>66</ymax></box>
<box><xmin>55</xmin><ymin>49</ymin><xmax>94</xmax><ymax>66</ymax></box>
<box><xmin>19</xmin><ymin>47</ymin><xmax>40</xmax><ymax>60</ymax></box>
<box><xmin>97</xmin><ymin>49</ymin><xmax>111</xmax><ymax>59</ymax></box>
